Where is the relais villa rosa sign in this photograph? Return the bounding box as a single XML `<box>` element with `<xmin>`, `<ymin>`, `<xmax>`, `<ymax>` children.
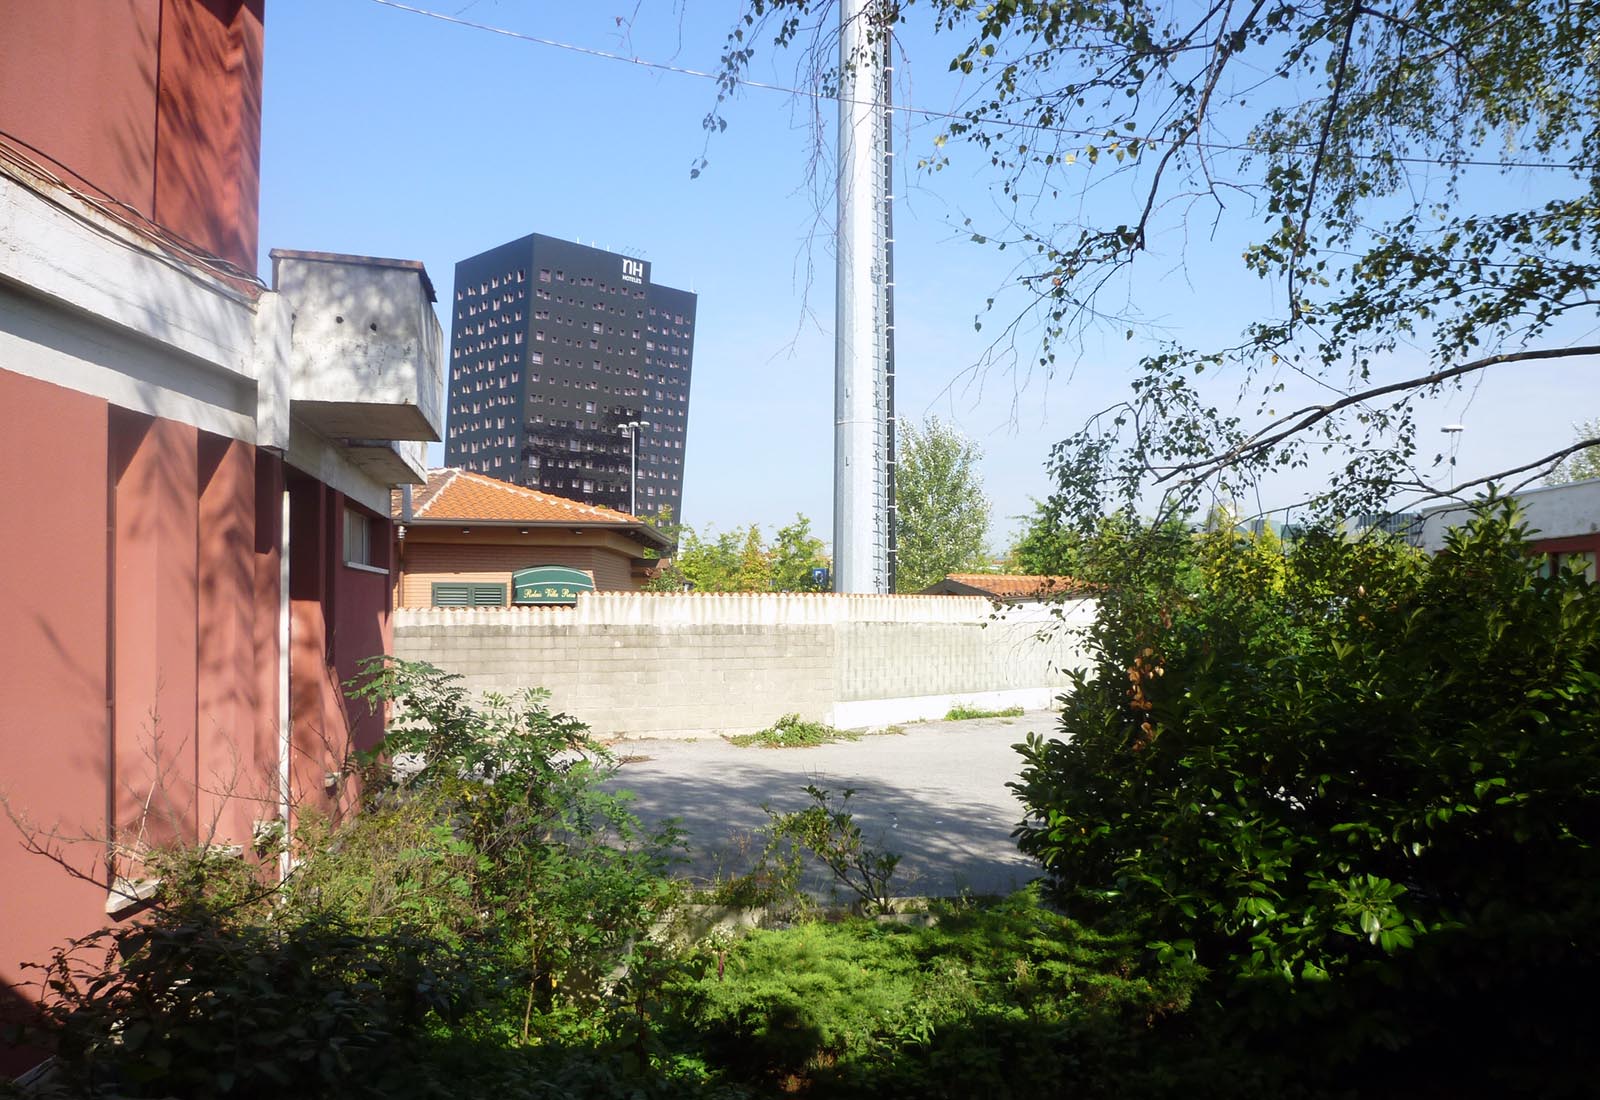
<box><xmin>621</xmin><ymin>257</ymin><xmax>645</xmax><ymax>285</ymax></box>
<box><xmin>512</xmin><ymin>566</ymin><xmax>596</xmax><ymax>605</ymax></box>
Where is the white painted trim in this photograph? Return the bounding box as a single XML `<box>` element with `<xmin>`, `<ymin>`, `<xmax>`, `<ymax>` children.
<box><xmin>10</xmin><ymin>1054</ymin><xmax>59</xmax><ymax>1089</ymax></box>
<box><xmin>252</xmin><ymin>292</ymin><xmax>292</xmax><ymax>451</ymax></box>
<box><xmin>829</xmin><ymin>688</ymin><xmax>1062</xmax><ymax>731</ymax></box>
<box><xmin>286</xmin><ymin>418</ymin><xmax>396</xmax><ymax>515</ymax></box>
<box><xmin>0</xmin><ymin>169</ymin><xmax>257</xmax><ymax>379</ymax></box>
<box><xmin>344</xmin><ymin>561</ymin><xmax>390</xmax><ymax>576</ymax></box>
<box><xmin>277</xmin><ymin>490</ymin><xmax>292</xmax><ymax>885</ymax></box>
<box><xmin>106</xmin><ymin>875</ymin><xmax>162</xmax><ymax>917</ymax></box>
<box><xmin>1</xmin><ymin>286</ymin><xmax>257</xmax><ymax>441</ymax></box>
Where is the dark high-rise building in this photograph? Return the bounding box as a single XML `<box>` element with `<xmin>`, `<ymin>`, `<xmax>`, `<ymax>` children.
<box><xmin>445</xmin><ymin>234</ymin><xmax>695</xmax><ymax>520</ymax></box>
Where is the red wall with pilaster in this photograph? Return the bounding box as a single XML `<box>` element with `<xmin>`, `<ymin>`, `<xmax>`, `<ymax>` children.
<box><xmin>198</xmin><ymin>436</ymin><xmax>267</xmax><ymax>845</ymax></box>
<box><xmin>287</xmin><ymin>480</ymin><xmax>393</xmax><ymax>820</ymax></box>
<box><xmin>0</xmin><ymin>0</ymin><xmax>265</xmax><ymax>271</ymax></box>
<box><xmin>0</xmin><ymin>372</ymin><xmax>112</xmax><ymax>1063</ymax></box>
<box><xmin>0</xmin><ymin>372</ymin><xmax>308</xmax><ymax>1073</ymax></box>
<box><xmin>1</xmin><ymin>372</ymin><xmax>397</xmax><ymax>1071</ymax></box>
<box><xmin>110</xmin><ymin>410</ymin><xmax>201</xmax><ymax>850</ymax></box>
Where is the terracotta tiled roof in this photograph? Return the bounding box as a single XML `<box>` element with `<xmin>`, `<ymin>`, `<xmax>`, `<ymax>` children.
<box><xmin>927</xmin><ymin>573</ymin><xmax>1081</xmax><ymax>599</ymax></box>
<box><xmin>392</xmin><ymin>469</ymin><xmax>644</xmax><ymax>526</ymax></box>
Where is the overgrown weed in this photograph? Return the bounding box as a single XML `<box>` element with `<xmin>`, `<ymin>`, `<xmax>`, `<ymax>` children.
<box><xmin>724</xmin><ymin>713</ymin><xmax>858</xmax><ymax>748</ymax></box>
<box><xmin>944</xmin><ymin>703</ymin><xmax>1026</xmax><ymax>721</ymax></box>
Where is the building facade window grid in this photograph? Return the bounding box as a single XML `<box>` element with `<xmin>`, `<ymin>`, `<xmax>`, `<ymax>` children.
<box><xmin>444</xmin><ymin>234</ymin><xmax>695</xmax><ymax>520</ymax></box>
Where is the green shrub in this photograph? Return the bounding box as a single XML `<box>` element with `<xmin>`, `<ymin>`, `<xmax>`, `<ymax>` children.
<box><xmin>31</xmin><ymin>912</ymin><xmax>479</xmax><ymax>1099</ymax></box>
<box><xmin>763</xmin><ymin>785</ymin><xmax>899</xmax><ymax>914</ymax></box>
<box><xmin>339</xmin><ymin>660</ymin><xmax>688</xmax><ymax>1045</ymax></box>
<box><xmin>726</xmin><ymin>713</ymin><xmax>857</xmax><ymax>748</ymax></box>
<box><xmin>24</xmin><ymin>660</ymin><xmax>700</xmax><ymax>1098</ymax></box>
<box><xmin>674</xmin><ymin>888</ymin><xmax>1207</xmax><ymax>1097</ymax></box>
<box><xmin>1012</xmin><ymin>500</ymin><xmax>1600</xmax><ymax>1088</ymax></box>
<box><xmin>944</xmin><ymin>704</ymin><xmax>1026</xmax><ymax>721</ymax></box>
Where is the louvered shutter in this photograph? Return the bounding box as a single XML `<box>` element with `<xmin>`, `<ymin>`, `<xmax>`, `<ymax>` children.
<box><xmin>432</xmin><ymin>583</ymin><xmax>471</xmax><ymax>607</ymax></box>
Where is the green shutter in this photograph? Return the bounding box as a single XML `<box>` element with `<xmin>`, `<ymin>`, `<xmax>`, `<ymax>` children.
<box><xmin>472</xmin><ymin>584</ymin><xmax>508</xmax><ymax>607</ymax></box>
<box><xmin>432</xmin><ymin>583</ymin><xmax>471</xmax><ymax>607</ymax></box>
<box><xmin>432</xmin><ymin>582</ymin><xmax>508</xmax><ymax>607</ymax></box>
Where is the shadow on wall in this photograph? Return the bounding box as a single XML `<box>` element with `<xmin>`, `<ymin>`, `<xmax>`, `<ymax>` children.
<box><xmin>1</xmin><ymin>977</ymin><xmax>49</xmax><ymax>1079</ymax></box>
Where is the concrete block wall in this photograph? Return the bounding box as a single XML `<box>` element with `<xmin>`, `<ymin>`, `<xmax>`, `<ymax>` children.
<box><xmin>392</xmin><ymin>592</ymin><xmax>1096</xmax><ymax>738</ymax></box>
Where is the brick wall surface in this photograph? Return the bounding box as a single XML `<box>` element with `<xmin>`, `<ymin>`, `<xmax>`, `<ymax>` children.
<box><xmin>393</xmin><ymin>592</ymin><xmax>1095</xmax><ymax>738</ymax></box>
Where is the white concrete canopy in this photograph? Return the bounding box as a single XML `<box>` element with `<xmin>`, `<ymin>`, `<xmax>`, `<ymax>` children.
<box><xmin>272</xmin><ymin>250</ymin><xmax>444</xmax><ymax>444</ymax></box>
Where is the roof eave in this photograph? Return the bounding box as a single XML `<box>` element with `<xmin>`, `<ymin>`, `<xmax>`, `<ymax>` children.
<box><xmin>399</xmin><ymin>516</ymin><xmax>672</xmax><ymax>550</ymax></box>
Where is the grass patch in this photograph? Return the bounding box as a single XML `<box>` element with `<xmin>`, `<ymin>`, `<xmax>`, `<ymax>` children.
<box><xmin>670</xmin><ymin>887</ymin><xmax>1207</xmax><ymax>1096</ymax></box>
<box><xmin>726</xmin><ymin>713</ymin><xmax>860</xmax><ymax>748</ymax></box>
<box><xmin>945</xmin><ymin>703</ymin><xmax>1026</xmax><ymax>721</ymax></box>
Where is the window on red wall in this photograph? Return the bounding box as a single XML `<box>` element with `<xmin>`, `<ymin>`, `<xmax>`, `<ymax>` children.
<box><xmin>343</xmin><ymin>507</ymin><xmax>384</xmax><ymax>571</ymax></box>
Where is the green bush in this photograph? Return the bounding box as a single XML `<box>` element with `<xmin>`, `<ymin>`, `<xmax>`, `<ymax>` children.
<box><xmin>1012</xmin><ymin>501</ymin><xmax>1600</xmax><ymax>1088</ymax></box>
<box><xmin>23</xmin><ymin>660</ymin><xmax>706</xmax><ymax>1098</ymax></box>
<box><xmin>944</xmin><ymin>704</ymin><xmax>1026</xmax><ymax>721</ymax></box>
<box><xmin>673</xmin><ymin>888</ymin><xmax>1207</xmax><ymax>1097</ymax></box>
<box><xmin>32</xmin><ymin>914</ymin><xmax>479</xmax><ymax>1099</ymax></box>
<box><xmin>338</xmin><ymin>660</ymin><xmax>688</xmax><ymax>1046</ymax></box>
<box><xmin>726</xmin><ymin>713</ymin><xmax>856</xmax><ymax>748</ymax></box>
<box><xmin>763</xmin><ymin>785</ymin><xmax>900</xmax><ymax>914</ymax></box>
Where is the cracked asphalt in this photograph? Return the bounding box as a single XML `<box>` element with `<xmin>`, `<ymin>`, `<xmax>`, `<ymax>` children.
<box><xmin>604</xmin><ymin>711</ymin><xmax>1058</xmax><ymax>900</ymax></box>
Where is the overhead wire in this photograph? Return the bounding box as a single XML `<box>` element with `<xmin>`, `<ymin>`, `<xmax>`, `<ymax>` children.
<box><xmin>0</xmin><ymin>128</ymin><xmax>266</xmax><ymax>293</ymax></box>
<box><xmin>369</xmin><ymin>0</ymin><xmax>1597</xmax><ymax>173</ymax></box>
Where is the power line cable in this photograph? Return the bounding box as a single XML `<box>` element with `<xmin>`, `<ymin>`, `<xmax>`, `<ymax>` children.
<box><xmin>0</xmin><ymin>129</ymin><xmax>265</xmax><ymax>292</ymax></box>
<box><xmin>369</xmin><ymin>0</ymin><xmax>1597</xmax><ymax>173</ymax></box>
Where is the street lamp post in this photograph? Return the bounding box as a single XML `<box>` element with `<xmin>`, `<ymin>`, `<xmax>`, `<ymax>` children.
<box><xmin>1441</xmin><ymin>424</ymin><xmax>1465</xmax><ymax>477</ymax></box>
<box><xmin>619</xmin><ymin>420</ymin><xmax>651</xmax><ymax>516</ymax></box>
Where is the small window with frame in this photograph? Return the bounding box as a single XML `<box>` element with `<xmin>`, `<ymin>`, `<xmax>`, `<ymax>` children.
<box><xmin>343</xmin><ymin>507</ymin><xmax>386</xmax><ymax>573</ymax></box>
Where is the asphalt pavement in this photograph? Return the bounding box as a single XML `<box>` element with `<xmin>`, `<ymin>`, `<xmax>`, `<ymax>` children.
<box><xmin>604</xmin><ymin>712</ymin><xmax>1059</xmax><ymax>900</ymax></box>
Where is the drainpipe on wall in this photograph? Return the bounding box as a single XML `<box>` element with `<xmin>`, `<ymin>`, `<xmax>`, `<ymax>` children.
<box><xmin>105</xmin><ymin>437</ymin><xmax>118</xmax><ymax>887</ymax></box>
<box><xmin>277</xmin><ymin>488</ymin><xmax>292</xmax><ymax>884</ymax></box>
<box><xmin>398</xmin><ymin>485</ymin><xmax>412</xmax><ymax>608</ymax></box>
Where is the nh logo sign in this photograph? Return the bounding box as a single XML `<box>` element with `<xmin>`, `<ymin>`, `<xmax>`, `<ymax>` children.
<box><xmin>621</xmin><ymin>258</ymin><xmax>645</xmax><ymax>285</ymax></box>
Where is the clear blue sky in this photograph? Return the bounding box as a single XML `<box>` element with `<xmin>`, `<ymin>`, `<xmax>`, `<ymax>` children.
<box><xmin>258</xmin><ymin>0</ymin><xmax>1590</xmax><ymax>548</ymax></box>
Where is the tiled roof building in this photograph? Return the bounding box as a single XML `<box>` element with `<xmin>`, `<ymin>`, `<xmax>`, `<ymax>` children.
<box><xmin>392</xmin><ymin>469</ymin><xmax>672</xmax><ymax>606</ymax></box>
<box><xmin>920</xmin><ymin>573</ymin><xmax>1081</xmax><ymax>601</ymax></box>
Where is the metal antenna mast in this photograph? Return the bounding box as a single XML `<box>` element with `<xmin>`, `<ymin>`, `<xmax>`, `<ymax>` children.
<box><xmin>834</xmin><ymin>0</ymin><xmax>897</xmax><ymax>593</ymax></box>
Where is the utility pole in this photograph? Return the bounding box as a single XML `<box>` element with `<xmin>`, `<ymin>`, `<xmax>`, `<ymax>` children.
<box><xmin>834</xmin><ymin>0</ymin><xmax>897</xmax><ymax>593</ymax></box>
<box><xmin>620</xmin><ymin>419</ymin><xmax>650</xmax><ymax>515</ymax></box>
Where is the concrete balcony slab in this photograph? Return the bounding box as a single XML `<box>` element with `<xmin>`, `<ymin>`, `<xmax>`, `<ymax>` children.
<box><xmin>271</xmin><ymin>249</ymin><xmax>443</xmax><ymax>443</ymax></box>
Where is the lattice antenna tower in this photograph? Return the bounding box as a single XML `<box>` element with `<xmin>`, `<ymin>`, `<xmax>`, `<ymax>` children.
<box><xmin>833</xmin><ymin>0</ymin><xmax>897</xmax><ymax>593</ymax></box>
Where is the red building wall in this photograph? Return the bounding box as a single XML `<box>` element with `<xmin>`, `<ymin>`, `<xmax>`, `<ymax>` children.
<box><xmin>0</xmin><ymin>0</ymin><xmax>265</xmax><ymax>272</ymax></box>
<box><xmin>288</xmin><ymin>480</ymin><xmax>393</xmax><ymax>820</ymax></box>
<box><xmin>0</xmin><ymin>373</ymin><xmax>113</xmax><ymax>1064</ymax></box>
<box><xmin>0</xmin><ymin>2</ymin><xmax>406</xmax><ymax>1073</ymax></box>
<box><xmin>0</xmin><ymin>371</ymin><xmax>396</xmax><ymax>1071</ymax></box>
<box><xmin>198</xmin><ymin>436</ymin><xmax>270</xmax><ymax>845</ymax></box>
<box><xmin>110</xmin><ymin>411</ymin><xmax>201</xmax><ymax>850</ymax></box>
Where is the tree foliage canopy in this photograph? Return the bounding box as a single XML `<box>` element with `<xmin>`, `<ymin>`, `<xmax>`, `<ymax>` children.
<box><xmin>718</xmin><ymin>0</ymin><xmax>1600</xmax><ymax>523</ymax></box>
<box><xmin>653</xmin><ymin>513</ymin><xmax>831</xmax><ymax>591</ymax></box>
<box><xmin>1011</xmin><ymin>502</ymin><xmax>1600</xmax><ymax>1087</ymax></box>
<box><xmin>1548</xmin><ymin>418</ymin><xmax>1600</xmax><ymax>485</ymax></box>
<box><xmin>893</xmin><ymin>415</ymin><xmax>993</xmax><ymax>591</ymax></box>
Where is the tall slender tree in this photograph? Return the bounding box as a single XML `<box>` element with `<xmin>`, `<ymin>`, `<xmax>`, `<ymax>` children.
<box><xmin>894</xmin><ymin>416</ymin><xmax>992</xmax><ymax>592</ymax></box>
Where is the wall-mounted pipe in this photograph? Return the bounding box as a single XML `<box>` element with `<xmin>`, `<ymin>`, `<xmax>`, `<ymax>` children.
<box><xmin>277</xmin><ymin>487</ymin><xmax>291</xmax><ymax>883</ymax></box>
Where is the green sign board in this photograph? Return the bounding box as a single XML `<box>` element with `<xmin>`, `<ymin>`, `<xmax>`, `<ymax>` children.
<box><xmin>512</xmin><ymin>565</ymin><xmax>595</xmax><ymax>605</ymax></box>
